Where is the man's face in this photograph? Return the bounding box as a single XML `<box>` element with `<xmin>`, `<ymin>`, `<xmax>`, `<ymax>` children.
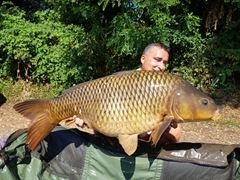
<box><xmin>140</xmin><ymin>46</ymin><xmax>169</xmax><ymax>71</ymax></box>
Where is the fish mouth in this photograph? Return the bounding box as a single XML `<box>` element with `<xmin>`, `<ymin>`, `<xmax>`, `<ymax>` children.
<box><xmin>212</xmin><ymin>107</ymin><xmax>222</xmax><ymax>121</ymax></box>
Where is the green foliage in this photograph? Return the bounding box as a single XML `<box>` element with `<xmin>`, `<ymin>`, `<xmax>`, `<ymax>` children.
<box><xmin>105</xmin><ymin>1</ymin><xmax>212</xmax><ymax>89</ymax></box>
<box><xmin>219</xmin><ymin>119</ymin><xmax>240</xmax><ymax>127</ymax></box>
<box><xmin>98</xmin><ymin>0</ymin><xmax>121</xmax><ymax>10</ymax></box>
<box><xmin>105</xmin><ymin>1</ymin><xmax>201</xmax><ymax>72</ymax></box>
<box><xmin>205</xmin><ymin>21</ymin><xmax>240</xmax><ymax>88</ymax></box>
<box><xmin>0</xmin><ymin>2</ymin><xmax>91</xmax><ymax>89</ymax></box>
<box><xmin>0</xmin><ymin>0</ymin><xmax>239</xmax><ymax>97</ymax></box>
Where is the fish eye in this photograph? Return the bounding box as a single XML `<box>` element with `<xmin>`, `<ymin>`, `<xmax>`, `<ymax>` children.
<box><xmin>201</xmin><ymin>98</ymin><xmax>209</xmax><ymax>106</ymax></box>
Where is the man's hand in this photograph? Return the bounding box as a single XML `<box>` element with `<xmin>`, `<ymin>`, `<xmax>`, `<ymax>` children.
<box><xmin>159</xmin><ymin>122</ymin><xmax>181</xmax><ymax>144</ymax></box>
<box><xmin>139</xmin><ymin>122</ymin><xmax>181</xmax><ymax>145</ymax></box>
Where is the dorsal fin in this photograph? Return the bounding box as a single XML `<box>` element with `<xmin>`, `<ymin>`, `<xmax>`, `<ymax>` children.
<box><xmin>111</xmin><ymin>70</ymin><xmax>136</xmax><ymax>76</ymax></box>
<box><xmin>62</xmin><ymin>70</ymin><xmax>136</xmax><ymax>95</ymax></box>
<box><xmin>62</xmin><ymin>81</ymin><xmax>90</xmax><ymax>95</ymax></box>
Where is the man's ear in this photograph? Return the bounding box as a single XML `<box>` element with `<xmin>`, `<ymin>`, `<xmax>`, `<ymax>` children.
<box><xmin>140</xmin><ymin>55</ymin><xmax>145</xmax><ymax>64</ymax></box>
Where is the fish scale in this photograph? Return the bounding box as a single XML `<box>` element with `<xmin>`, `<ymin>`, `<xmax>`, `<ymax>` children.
<box><xmin>14</xmin><ymin>70</ymin><xmax>221</xmax><ymax>155</ymax></box>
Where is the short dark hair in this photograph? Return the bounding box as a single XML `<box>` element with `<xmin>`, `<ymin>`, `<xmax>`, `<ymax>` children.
<box><xmin>142</xmin><ymin>43</ymin><xmax>170</xmax><ymax>55</ymax></box>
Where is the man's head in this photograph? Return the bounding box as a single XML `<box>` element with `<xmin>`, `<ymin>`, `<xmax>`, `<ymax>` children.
<box><xmin>141</xmin><ymin>43</ymin><xmax>170</xmax><ymax>71</ymax></box>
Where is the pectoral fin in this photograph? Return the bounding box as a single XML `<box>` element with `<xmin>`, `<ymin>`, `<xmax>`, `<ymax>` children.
<box><xmin>150</xmin><ymin>119</ymin><xmax>173</xmax><ymax>146</ymax></box>
<box><xmin>118</xmin><ymin>134</ymin><xmax>138</xmax><ymax>156</ymax></box>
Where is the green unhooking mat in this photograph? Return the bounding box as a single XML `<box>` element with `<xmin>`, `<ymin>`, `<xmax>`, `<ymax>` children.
<box><xmin>0</xmin><ymin>126</ymin><xmax>240</xmax><ymax>180</ymax></box>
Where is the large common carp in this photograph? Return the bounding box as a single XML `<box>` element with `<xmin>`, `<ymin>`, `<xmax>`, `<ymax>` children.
<box><xmin>14</xmin><ymin>71</ymin><xmax>221</xmax><ymax>155</ymax></box>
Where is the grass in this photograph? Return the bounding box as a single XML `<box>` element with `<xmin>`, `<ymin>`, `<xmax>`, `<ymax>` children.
<box><xmin>218</xmin><ymin>119</ymin><xmax>240</xmax><ymax>128</ymax></box>
<box><xmin>0</xmin><ymin>79</ymin><xmax>63</xmax><ymax>103</ymax></box>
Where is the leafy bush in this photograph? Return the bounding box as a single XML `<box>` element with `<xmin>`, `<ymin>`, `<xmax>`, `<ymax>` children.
<box><xmin>0</xmin><ymin>2</ymin><xmax>91</xmax><ymax>89</ymax></box>
<box><xmin>0</xmin><ymin>0</ymin><xmax>239</xmax><ymax>97</ymax></box>
<box><xmin>205</xmin><ymin>20</ymin><xmax>240</xmax><ymax>88</ymax></box>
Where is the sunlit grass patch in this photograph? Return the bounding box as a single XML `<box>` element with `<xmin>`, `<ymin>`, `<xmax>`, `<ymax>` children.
<box><xmin>218</xmin><ymin>119</ymin><xmax>240</xmax><ymax>128</ymax></box>
<box><xmin>0</xmin><ymin>79</ymin><xmax>62</xmax><ymax>103</ymax></box>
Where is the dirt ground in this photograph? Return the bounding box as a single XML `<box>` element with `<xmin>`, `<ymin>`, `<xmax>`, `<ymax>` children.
<box><xmin>0</xmin><ymin>102</ymin><xmax>240</xmax><ymax>145</ymax></box>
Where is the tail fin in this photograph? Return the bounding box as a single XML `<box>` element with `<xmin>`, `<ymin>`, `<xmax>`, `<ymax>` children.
<box><xmin>13</xmin><ymin>99</ymin><xmax>57</xmax><ymax>151</ymax></box>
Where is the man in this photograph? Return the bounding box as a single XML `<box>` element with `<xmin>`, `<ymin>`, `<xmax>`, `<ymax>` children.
<box><xmin>140</xmin><ymin>43</ymin><xmax>169</xmax><ymax>72</ymax></box>
<box><xmin>139</xmin><ymin>43</ymin><xmax>181</xmax><ymax>144</ymax></box>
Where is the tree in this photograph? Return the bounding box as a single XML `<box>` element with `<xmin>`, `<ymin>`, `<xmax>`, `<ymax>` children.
<box><xmin>0</xmin><ymin>0</ymin><xmax>239</xmax><ymax>93</ymax></box>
